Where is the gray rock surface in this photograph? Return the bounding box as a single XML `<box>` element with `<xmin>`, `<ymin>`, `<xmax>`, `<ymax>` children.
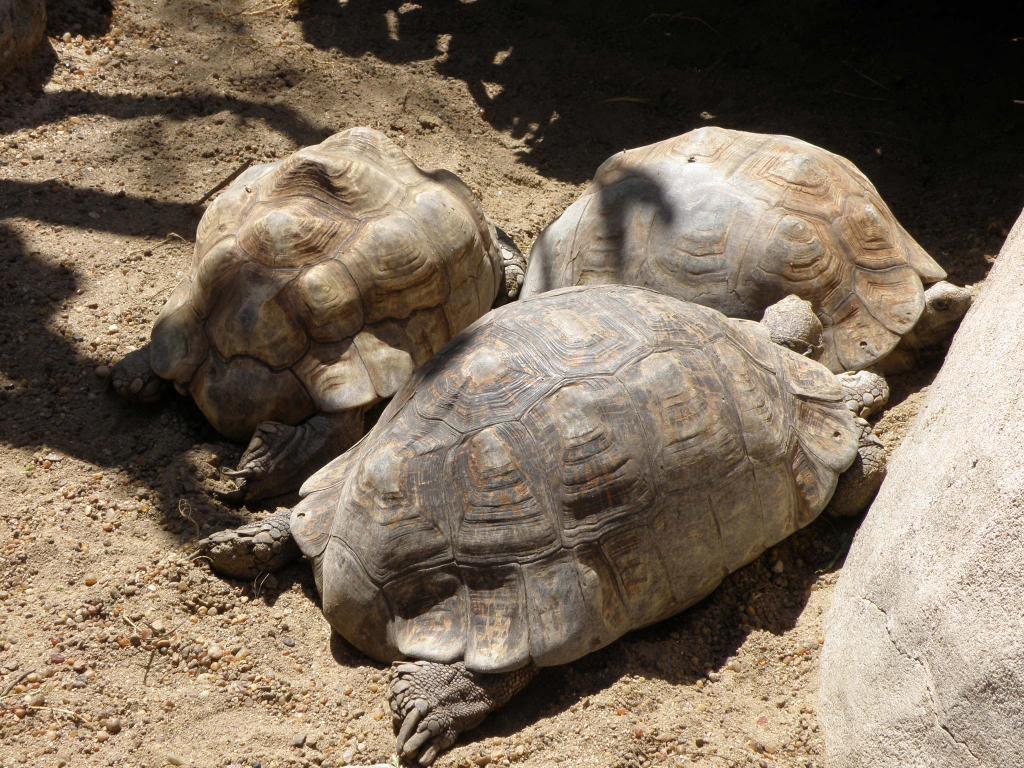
<box><xmin>0</xmin><ymin>0</ymin><xmax>46</xmax><ymax>76</ymax></box>
<box><xmin>819</xmin><ymin>210</ymin><xmax>1024</xmax><ymax>767</ymax></box>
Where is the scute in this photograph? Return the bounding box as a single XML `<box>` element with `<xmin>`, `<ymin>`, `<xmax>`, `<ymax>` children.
<box><xmin>149</xmin><ymin>279</ymin><xmax>208</xmax><ymax>386</ymax></box>
<box><xmin>204</xmin><ymin>262</ymin><xmax>309</xmax><ymax>369</ymax></box>
<box><xmin>343</xmin><ymin>214</ymin><xmax>448</xmax><ymax>323</ymax></box>
<box><xmin>450</xmin><ymin>423</ymin><xmax>560</xmax><ymax>565</ymax></box>
<box><xmin>413</xmin><ymin>321</ymin><xmax>553</xmax><ymax>433</ymax></box>
<box><xmin>189</xmin><ymin>237</ymin><xmax>246</xmax><ymax>319</ymax></box>
<box><xmin>190</xmin><ymin>354</ymin><xmax>315</xmax><ymax>442</ymax></box>
<box><xmin>292</xmin><ymin>258</ymin><xmax>365</xmax><ymax>343</ymax></box>
<box><xmin>237</xmin><ymin>199</ymin><xmax>354</xmax><ymax>269</ymax></box>
<box><xmin>194</xmin><ymin>162</ymin><xmax>273</xmax><ymax>249</ymax></box>
<box><xmin>293</xmin><ymin>339</ymin><xmax>378</xmax><ymax>413</ymax></box>
<box><xmin>523</xmin><ymin>127</ymin><xmax>945</xmax><ymax>371</ymax></box>
<box><xmin>302</xmin><ymin>285</ymin><xmax>861</xmax><ymax>672</ymax></box>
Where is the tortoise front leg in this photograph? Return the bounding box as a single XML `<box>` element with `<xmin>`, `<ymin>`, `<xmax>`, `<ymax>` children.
<box><xmin>390</xmin><ymin>661</ymin><xmax>537</xmax><ymax>766</ymax></box>
<box><xmin>224</xmin><ymin>410</ymin><xmax>364</xmax><ymax>500</ymax></box>
<box><xmin>110</xmin><ymin>344</ymin><xmax>168</xmax><ymax>404</ymax></box>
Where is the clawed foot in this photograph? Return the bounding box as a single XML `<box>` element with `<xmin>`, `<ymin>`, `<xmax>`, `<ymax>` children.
<box><xmin>221</xmin><ymin>414</ymin><xmax>363</xmax><ymax>502</ymax></box>
<box><xmin>837</xmin><ymin>370</ymin><xmax>890</xmax><ymax>419</ymax></box>
<box><xmin>390</xmin><ymin>662</ymin><xmax>494</xmax><ymax>766</ymax></box>
<box><xmin>111</xmin><ymin>346</ymin><xmax>167</xmax><ymax>404</ymax></box>
<box><xmin>221</xmin><ymin>422</ymin><xmax>300</xmax><ymax>501</ymax></box>
<box><xmin>388</xmin><ymin>661</ymin><xmax>536</xmax><ymax>766</ymax></box>
<box><xmin>195</xmin><ymin>509</ymin><xmax>298</xmax><ymax>579</ymax></box>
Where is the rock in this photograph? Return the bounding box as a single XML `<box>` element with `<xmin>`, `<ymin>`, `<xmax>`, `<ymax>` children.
<box><xmin>819</xmin><ymin>210</ymin><xmax>1024</xmax><ymax>767</ymax></box>
<box><xmin>0</xmin><ymin>0</ymin><xmax>46</xmax><ymax>76</ymax></box>
<box><xmin>290</xmin><ymin>731</ymin><xmax>306</xmax><ymax>748</ymax></box>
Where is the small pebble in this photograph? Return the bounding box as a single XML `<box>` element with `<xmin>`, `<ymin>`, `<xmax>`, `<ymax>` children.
<box><xmin>94</xmin><ymin>365</ymin><xmax>111</xmax><ymax>378</ymax></box>
<box><xmin>207</xmin><ymin>644</ymin><xmax>224</xmax><ymax>661</ymax></box>
<box><xmin>290</xmin><ymin>732</ymin><xmax>307</xmax><ymax>748</ymax></box>
<box><xmin>105</xmin><ymin>716</ymin><xmax>122</xmax><ymax>734</ymax></box>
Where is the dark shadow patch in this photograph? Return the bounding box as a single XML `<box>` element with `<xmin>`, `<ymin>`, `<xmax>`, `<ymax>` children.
<box><xmin>45</xmin><ymin>0</ymin><xmax>113</xmax><ymax>39</ymax></box>
<box><xmin>0</xmin><ymin>89</ymin><xmax>331</xmax><ymax>147</ymax></box>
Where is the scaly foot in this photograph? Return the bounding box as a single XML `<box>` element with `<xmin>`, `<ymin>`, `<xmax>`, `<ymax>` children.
<box><xmin>837</xmin><ymin>370</ymin><xmax>890</xmax><ymax>419</ymax></box>
<box><xmin>111</xmin><ymin>345</ymin><xmax>167</xmax><ymax>404</ymax></box>
<box><xmin>223</xmin><ymin>412</ymin><xmax>364</xmax><ymax>501</ymax></box>
<box><xmin>389</xmin><ymin>661</ymin><xmax>536</xmax><ymax>766</ymax></box>
<box><xmin>196</xmin><ymin>508</ymin><xmax>298</xmax><ymax>579</ymax></box>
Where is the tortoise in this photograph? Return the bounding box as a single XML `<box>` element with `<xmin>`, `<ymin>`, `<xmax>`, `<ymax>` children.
<box><xmin>198</xmin><ymin>284</ymin><xmax>885</xmax><ymax>765</ymax></box>
<box><xmin>0</xmin><ymin>0</ymin><xmax>46</xmax><ymax>76</ymax></box>
<box><xmin>521</xmin><ymin>127</ymin><xmax>971</xmax><ymax>389</ymax></box>
<box><xmin>112</xmin><ymin>127</ymin><xmax>526</xmax><ymax>499</ymax></box>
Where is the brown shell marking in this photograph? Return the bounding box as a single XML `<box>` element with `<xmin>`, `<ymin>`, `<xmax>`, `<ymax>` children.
<box><xmin>294</xmin><ymin>285</ymin><xmax>858</xmax><ymax>672</ymax></box>
<box><xmin>521</xmin><ymin>127</ymin><xmax>946</xmax><ymax>372</ymax></box>
<box><xmin>149</xmin><ymin>127</ymin><xmax>502</xmax><ymax>439</ymax></box>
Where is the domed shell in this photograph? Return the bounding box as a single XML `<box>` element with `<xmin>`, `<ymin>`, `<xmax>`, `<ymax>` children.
<box><xmin>520</xmin><ymin>127</ymin><xmax>946</xmax><ymax>372</ymax></box>
<box><xmin>148</xmin><ymin>128</ymin><xmax>504</xmax><ymax>441</ymax></box>
<box><xmin>290</xmin><ymin>285</ymin><xmax>859</xmax><ymax>672</ymax></box>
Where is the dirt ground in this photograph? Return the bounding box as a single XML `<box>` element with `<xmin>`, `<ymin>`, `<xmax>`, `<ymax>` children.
<box><xmin>1</xmin><ymin>1</ymin><xmax>1022</xmax><ymax>767</ymax></box>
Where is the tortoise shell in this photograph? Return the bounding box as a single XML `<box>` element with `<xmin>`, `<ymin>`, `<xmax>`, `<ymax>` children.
<box><xmin>148</xmin><ymin>127</ymin><xmax>504</xmax><ymax>441</ymax></box>
<box><xmin>290</xmin><ymin>285</ymin><xmax>859</xmax><ymax>672</ymax></box>
<box><xmin>520</xmin><ymin>127</ymin><xmax>946</xmax><ymax>372</ymax></box>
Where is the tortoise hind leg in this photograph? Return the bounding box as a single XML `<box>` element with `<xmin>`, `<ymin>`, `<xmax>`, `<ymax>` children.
<box><xmin>197</xmin><ymin>508</ymin><xmax>298</xmax><ymax>579</ymax></box>
<box><xmin>493</xmin><ymin>226</ymin><xmax>527</xmax><ymax>306</ymax></box>
<box><xmin>390</xmin><ymin>661</ymin><xmax>537</xmax><ymax>766</ymax></box>
<box><xmin>224</xmin><ymin>410</ymin><xmax>364</xmax><ymax>501</ymax></box>
<box><xmin>110</xmin><ymin>344</ymin><xmax>168</xmax><ymax>404</ymax></box>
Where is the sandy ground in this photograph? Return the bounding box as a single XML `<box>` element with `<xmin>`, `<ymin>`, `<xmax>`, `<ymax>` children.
<box><xmin>1</xmin><ymin>2</ymin><xmax>1021</xmax><ymax>767</ymax></box>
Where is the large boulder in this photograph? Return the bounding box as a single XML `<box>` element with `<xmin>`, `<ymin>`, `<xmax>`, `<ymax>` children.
<box><xmin>819</xmin><ymin>211</ymin><xmax>1024</xmax><ymax>767</ymax></box>
<box><xmin>0</xmin><ymin>0</ymin><xmax>46</xmax><ymax>76</ymax></box>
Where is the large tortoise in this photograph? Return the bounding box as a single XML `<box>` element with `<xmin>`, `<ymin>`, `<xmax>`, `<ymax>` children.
<box><xmin>112</xmin><ymin>127</ymin><xmax>525</xmax><ymax>499</ymax></box>
<box><xmin>0</xmin><ymin>0</ymin><xmax>46</xmax><ymax>76</ymax></box>
<box><xmin>199</xmin><ymin>284</ymin><xmax>884</xmax><ymax>765</ymax></box>
<box><xmin>521</xmin><ymin>127</ymin><xmax>970</xmax><ymax>378</ymax></box>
